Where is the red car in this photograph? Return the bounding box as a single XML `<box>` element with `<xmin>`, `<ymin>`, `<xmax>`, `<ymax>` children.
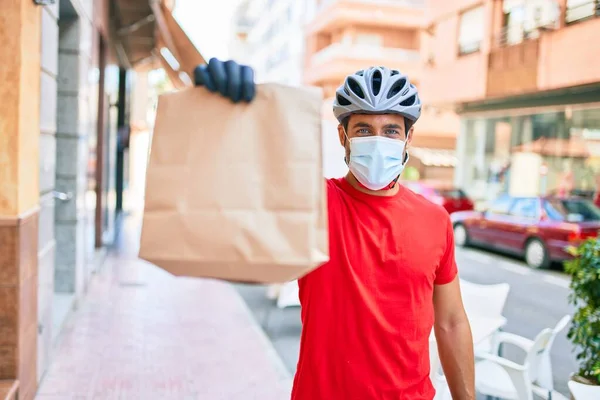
<box><xmin>451</xmin><ymin>195</ymin><xmax>600</xmax><ymax>269</ymax></box>
<box><xmin>404</xmin><ymin>181</ymin><xmax>474</xmax><ymax>214</ymax></box>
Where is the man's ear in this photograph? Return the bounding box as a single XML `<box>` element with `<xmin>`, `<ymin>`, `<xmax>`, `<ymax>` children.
<box><xmin>406</xmin><ymin>126</ymin><xmax>415</xmax><ymax>146</ymax></box>
<box><xmin>337</xmin><ymin>124</ymin><xmax>346</xmax><ymax>147</ymax></box>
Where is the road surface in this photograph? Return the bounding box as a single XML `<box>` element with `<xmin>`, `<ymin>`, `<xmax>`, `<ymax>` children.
<box><xmin>235</xmin><ymin>245</ymin><xmax>576</xmax><ymax>397</ymax></box>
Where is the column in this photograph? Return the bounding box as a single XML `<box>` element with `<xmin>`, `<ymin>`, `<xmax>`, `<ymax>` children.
<box><xmin>0</xmin><ymin>1</ymin><xmax>41</xmax><ymax>400</ymax></box>
<box><xmin>55</xmin><ymin>16</ymin><xmax>84</xmax><ymax>296</ymax></box>
<box><xmin>54</xmin><ymin>4</ymin><xmax>95</xmax><ymax>300</ymax></box>
<box><xmin>37</xmin><ymin>1</ymin><xmax>59</xmax><ymax>381</ymax></box>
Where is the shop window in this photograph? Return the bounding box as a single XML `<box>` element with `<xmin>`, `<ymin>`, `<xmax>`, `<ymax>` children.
<box><xmin>458</xmin><ymin>6</ymin><xmax>484</xmax><ymax>55</ymax></box>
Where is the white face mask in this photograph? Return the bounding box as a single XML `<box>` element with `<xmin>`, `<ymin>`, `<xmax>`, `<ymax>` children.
<box><xmin>346</xmin><ymin>136</ymin><xmax>409</xmax><ymax>191</ymax></box>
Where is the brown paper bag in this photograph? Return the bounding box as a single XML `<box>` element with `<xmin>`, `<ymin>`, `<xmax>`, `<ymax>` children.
<box><xmin>139</xmin><ymin>84</ymin><xmax>329</xmax><ymax>283</ymax></box>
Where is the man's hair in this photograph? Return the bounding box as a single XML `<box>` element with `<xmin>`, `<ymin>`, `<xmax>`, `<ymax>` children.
<box><xmin>341</xmin><ymin>116</ymin><xmax>413</xmax><ymax>135</ymax></box>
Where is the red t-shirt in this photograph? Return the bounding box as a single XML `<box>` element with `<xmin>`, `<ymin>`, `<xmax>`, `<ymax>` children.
<box><xmin>291</xmin><ymin>178</ymin><xmax>458</xmax><ymax>400</ymax></box>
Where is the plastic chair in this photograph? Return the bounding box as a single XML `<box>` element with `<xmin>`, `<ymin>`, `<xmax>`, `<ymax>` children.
<box><xmin>460</xmin><ymin>279</ymin><xmax>510</xmax><ymax>354</ymax></box>
<box><xmin>263</xmin><ymin>280</ymin><xmax>300</xmax><ymax>332</ymax></box>
<box><xmin>460</xmin><ymin>279</ymin><xmax>510</xmax><ymax>318</ymax></box>
<box><xmin>488</xmin><ymin>315</ymin><xmax>571</xmax><ymax>395</ymax></box>
<box><xmin>475</xmin><ymin>315</ymin><xmax>571</xmax><ymax>400</ymax></box>
<box><xmin>430</xmin><ymin>280</ymin><xmax>510</xmax><ymax>400</ymax></box>
<box><xmin>430</xmin><ymin>341</ymin><xmax>451</xmax><ymax>400</ymax></box>
<box><xmin>276</xmin><ymin>280</ymin><xmax>301</xmax><ymax>309</ymax></box>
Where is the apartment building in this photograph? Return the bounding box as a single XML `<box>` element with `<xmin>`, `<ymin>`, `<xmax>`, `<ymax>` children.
<box><xmin>231</xmin><ymin>0</ymin><xmax>311</xmax><ymax>86</ymax></box>
<box><xmin>422</xmin><ymin>0</ymin><xmax>600</xmax><ymax>202</ymax></box>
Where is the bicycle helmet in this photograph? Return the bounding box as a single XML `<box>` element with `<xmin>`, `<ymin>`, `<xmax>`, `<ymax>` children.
<box><xmin>333</xmin><ymin>66</ymin><xmax>422</xmax><ymax>124</ymax></box>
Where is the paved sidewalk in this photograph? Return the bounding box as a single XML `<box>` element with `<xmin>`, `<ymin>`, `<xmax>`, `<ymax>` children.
<box><xmin>36</xmin><ymin>215</ymin><xmax>292</xmax><ymax>400</ymax></box>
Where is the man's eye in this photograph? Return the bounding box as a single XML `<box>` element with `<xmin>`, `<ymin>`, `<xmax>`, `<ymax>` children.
<box><xmin>385</xmin><ymin>130</ymin><xmax>400</xmax><ymax>136</ymax></box>
<box><xmin>357</xmin><ymin>129</ymin><xmax>371</xmax><ymax>134</ymax></box>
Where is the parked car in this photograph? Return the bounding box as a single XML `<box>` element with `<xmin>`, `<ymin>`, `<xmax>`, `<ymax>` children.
<box><xmin>451</xmin><ymin>195</ymin><xmax>600</xmax><ymax>269</ymax></box>
<box><xmin>404</xmin><ymin>181</ymin><xmax>474</xmax><ymax>214</ymax></box>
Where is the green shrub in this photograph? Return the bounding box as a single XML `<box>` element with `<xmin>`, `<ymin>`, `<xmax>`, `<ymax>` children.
<box><xmin>565</xmin><ymin>238</ymin><xmax>600</xmax><ymax>385</ymax></box>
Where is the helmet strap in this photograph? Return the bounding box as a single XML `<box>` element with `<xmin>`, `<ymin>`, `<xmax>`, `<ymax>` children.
<box><xmin>388</xmin><ymin>152</ymin><xmax>409</xmax><ymax>189</ymax></box>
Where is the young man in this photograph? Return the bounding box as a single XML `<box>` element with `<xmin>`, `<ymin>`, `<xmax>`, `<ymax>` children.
<box><xmin>194</xmin><ymin>59</ymin><xmax>475</xmax><ymax>400</ymax></box>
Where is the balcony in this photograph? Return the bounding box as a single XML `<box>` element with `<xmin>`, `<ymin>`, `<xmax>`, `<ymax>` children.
<box><xmin>565</xmin><ymin>0</ymin><xmax>600</xmax><ymax>24</ymax></box>
<box><xmin>307</xmin><ymin>0</ymin><xmax>426</xmax><ymax>34</ymax></box>
<box><xmin>485</xmin><ymin>22</ymin><xmax>552</xmax><ymax>98</ymax></box>
<box><xmin>305</xmin><ymin>42</ymin><xmax>421</xmax><ymax>85</ymax></box>
<box><xmin>486</xmin><ymin>7</ymin><xmax>600</xmax><ymax>98</ymax></box>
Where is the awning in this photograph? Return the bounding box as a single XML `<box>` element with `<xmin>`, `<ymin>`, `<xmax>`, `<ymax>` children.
<box><xmin>150</xmin><ymin>1</ymin><xmax>205</xmax><ymax>87</ymax></box>
<box><xmin>410</xmin><ymin>147</ymin><xmax>457</xmax><ymax>167</ymax></box>
<box><xmin>110</xmin><ymin>0</ymin><xmax>205</xmax><ymax>87</ymax></box>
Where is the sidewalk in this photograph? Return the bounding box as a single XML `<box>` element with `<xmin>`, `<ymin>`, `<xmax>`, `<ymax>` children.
<box><xmin>35</xmin><ymin>215</ymin><xmax>293</xmax><ymax>400</ymax></box>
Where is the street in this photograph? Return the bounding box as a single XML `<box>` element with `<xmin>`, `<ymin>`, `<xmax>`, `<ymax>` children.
<box><xmin>235</xmin><ymin>245</ymin><xmax>577</xmax><ymax>397</ymax></box>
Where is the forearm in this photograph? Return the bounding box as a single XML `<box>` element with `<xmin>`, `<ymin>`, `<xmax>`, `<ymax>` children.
<box><xmin>434</xmin><ymin>320</ymin><xmax>475</xmax><ymax>400</ymax></box>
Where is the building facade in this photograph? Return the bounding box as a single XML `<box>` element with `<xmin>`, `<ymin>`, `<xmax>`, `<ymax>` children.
<box><xmin>231</xmin><ymin>0</ymin><xmax>311</xmax><ymax>86</ymax></box>
<box><xmin>303</xmin><ymin>0</ymin><xmax>461</xmax><ymax>181</ymax></box>
<box><xmin>0</xmin><ymin>1</ymin><xmax>201</xmax><ymax>398</ymax></box>
<box><xmin>422</xmin><ymin>0</ymin><xmax>600</xmax><ymax>203</ymax></box>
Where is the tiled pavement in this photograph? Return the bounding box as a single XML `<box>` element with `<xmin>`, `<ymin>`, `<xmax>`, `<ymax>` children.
<box><xmin>36</xmin><ymin>215</ymin><xmax>292</xmax><ymax>400</ymax></box>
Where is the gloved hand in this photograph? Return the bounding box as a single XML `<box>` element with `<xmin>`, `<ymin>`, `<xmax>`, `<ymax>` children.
<box><xmin>193</xmin><ymin>58</ymin><xmax>256</xmax><ymax>103</ymax></box>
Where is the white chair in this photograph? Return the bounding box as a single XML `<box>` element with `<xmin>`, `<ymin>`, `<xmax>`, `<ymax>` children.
<box><xmin>460</xmin><ymin>279</ymin><xmax>510</xmax><ymax>318</ymax></box>
<box><xmin>430</xmin><ymin>341</ymin><xmax>451</xmax><ymax>400</ymax></box>
<box><xmin>276</xmin><ymin>280</ymin><xmax>301</xmax><ymax>309</ymax></box>
<box><xmin>488</xmin><ymin>315</ymin><xmax>571</xmax><ymax>395</ymax></box>
<box><xmin>263</xmin><ymin>280</ymin><xmax>301</xmax><ymax>332</ymax></box>
<box><xmin>460</xmin><ymin>279</ymin><xmax>510</xmax><ymax>354</ymax></box>
<box><xmin>475</xmin><ymin>315</ymin><xmax>571</xmax><ymax>400</ymax></box>
<box><xmin>431</xmin><ymin>280</ymin><xmax>510</xmax><ymax>399</ymax></box>
<box><xmin>266</xmin><ymin>284</ymin><xmax>282</xmax><ymax>300</ymax></box>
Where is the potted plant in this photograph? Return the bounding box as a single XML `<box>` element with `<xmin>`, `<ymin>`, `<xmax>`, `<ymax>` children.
<box><xmin>564</xmin><ymin>238</ymin><xmax>600</xmax><ymax>399</ymax></box>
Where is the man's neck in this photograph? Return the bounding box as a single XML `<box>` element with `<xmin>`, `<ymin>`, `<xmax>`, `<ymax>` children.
<box><xmin>344</xmin><ymin>172</ymin><xmax>400</xmax><ymax>197</ymax></box>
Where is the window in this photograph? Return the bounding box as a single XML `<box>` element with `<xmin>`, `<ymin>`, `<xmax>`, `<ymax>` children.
<box><xmin>544</xmin><ymin>199</ymin><xmax>600</xmax><ymax>222</ymax></box>
<box><xmin>501</xmin><ymin>0</ymin><xmax>560</xmax><ymax>45</ymax></box>
<box><xmin>509</xmin><ymin>198</ymin><xmax>539</xmax><ymax>219</ymax></box>
<box><xmin>458</xmin><ymin>6</ymin><xmax>485</xmax><ymax>55</ymax></box>
<box><xmin>488</xmin><ymin>195</ymin><xmax>514</xmax><ymax>215</ymax></box>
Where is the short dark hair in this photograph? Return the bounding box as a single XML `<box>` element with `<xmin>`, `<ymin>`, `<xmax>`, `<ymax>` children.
<box><xmin>341</xmin><ymin>115</ymin><xmax>413</xmax><ymax>134</ymax></box>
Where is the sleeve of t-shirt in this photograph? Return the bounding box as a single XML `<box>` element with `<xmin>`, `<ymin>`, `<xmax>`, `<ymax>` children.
<box><xmin>435</xmin><ymin>214</ymin><xmax>458</xmax><ymax>285</ymax></box>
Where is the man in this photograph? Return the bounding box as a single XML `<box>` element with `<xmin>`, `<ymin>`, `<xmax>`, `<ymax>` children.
<box><xmin>194</xmin><ymin>59</ymin><xmax>475</xmax><ymax>400</ymax></box>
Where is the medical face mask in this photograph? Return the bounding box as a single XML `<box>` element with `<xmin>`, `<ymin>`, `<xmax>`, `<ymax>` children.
<box><xmin>346</xmin><ymin>135</ymin><xmax>409</xmax><ymax>191</ymax></box>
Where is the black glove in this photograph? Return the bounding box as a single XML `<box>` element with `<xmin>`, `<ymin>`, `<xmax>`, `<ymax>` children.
<box><xmin>193</xmin><ymin>58</ymin><xmax>256</xmax><ymax>103</ymax></box>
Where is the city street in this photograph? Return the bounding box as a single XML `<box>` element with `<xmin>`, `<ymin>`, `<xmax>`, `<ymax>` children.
<box><xmin>235</xmin><ymin>245</ymin><xmax>577</xmax><ymax>397</ymax></box>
